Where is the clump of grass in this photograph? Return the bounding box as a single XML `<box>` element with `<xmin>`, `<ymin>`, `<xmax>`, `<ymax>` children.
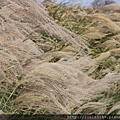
<box><xmin>0</xmin><ymin>82</ymin><xmax>23</xmax><ymax>114</ymax></box>
<box><xmin>89</xmin><ymin>57</ymin><xmax>119</xmax><ymax>79</ymax></box>
<box><xmin>80</xmin><ymin>81</ymin><xmax>120</xmax><ymax>114</ymax></box>
<box><xmin>0</xmin><ymin>0</ymin><xmax>120</xmax><ymax>115</ymax></box>
<box><xmin>49</xmin><ymin>56</ymin><xmax>61</xmax><ymax>62</ymax></box>
<box><xmin>103</xmin><ymin>81</ymin><xmax>120</xmax><ymax>114</ymax></box>
<box><xmin>45</xmin><ymin>4</ymin><xmax>91</xmax><ymax>35</ymax></box>
<box><xmin>32</xmin><ymin>33</ymin><xmax>67</xmax><ymax>52</ymax></box>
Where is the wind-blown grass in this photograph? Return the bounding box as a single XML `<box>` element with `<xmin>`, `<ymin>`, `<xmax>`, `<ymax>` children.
<box><xmin>0</xmin><ymin>0</ymin><xmax>120</xmax><ymax>114</ymax></box>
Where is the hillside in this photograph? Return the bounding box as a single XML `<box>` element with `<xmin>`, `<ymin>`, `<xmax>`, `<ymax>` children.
<box><xmin>0</xmin><ymin>0</ymin><xmax>120</xmax><ymax>114</ymax></box>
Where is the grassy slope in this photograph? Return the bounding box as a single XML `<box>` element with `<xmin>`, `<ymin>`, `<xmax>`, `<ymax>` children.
<box><xmin>39</xmin><ymin>3</ymin><xmax>120</xmax><ymax>114</ymax></box>
<box><xmin>0</xmin><ymin>1</ymin><xmax>120</xmax><ymax>114</ymax></box>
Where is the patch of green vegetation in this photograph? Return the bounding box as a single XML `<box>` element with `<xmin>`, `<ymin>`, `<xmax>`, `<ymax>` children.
<box><xmin>39</xmin><ymin>33</ymin><xmax>60</xmax><ymax>43</ymax></box>
<box><xmin>105</xmin><ymin>81</ymin><xmax>120</xmax><ymax>114</ymax></box>
<box><xmin>89</xmin><ymin>57</ymin><xmax>119</xmax><ymax>79</ymax></box>
<box><xmin>46</xmin><ymin>5</ymin><xmax>91</xmax><ymax>35</ymax></box>
<box><xmin>71</xmin><ymin>107</ymin><xmax>79</xmax><ymax>114</ymax></box>
<box><xmin>0</xmin><ymin>82</ymin><xmax>23</xmax><ymax>113</ymax></box>
<box><xmin>49</xmin><ymin>56</ymin><xmax>61</xmax><ymax>63</ymax></box>
<box><xmin>36</xmin><ymin>33</ymin><xmax>67</xmax><ymax>52</ymax></box>
<box><xmin>0</xmin><ymin>83</ymin><xmax>13</xmax><ymax>113</ymax></box>
<box><xmin>58</xmin><ymin>21</ymin><xmax>85</xmax><ymax>35</ymax></box>
<box><xmin>88</xmin><ymin>34</ymin><xmax>115</xmax><ymax>48</ymax></box>
<box><xmin>87</xmin><ymin>33</ymin><xmax>120</xmax><ymax>79</ymax></box>
<box><xmin>90</xmin><ymin>65</ymin><xmax>107</xmax><ymax>79</ymax></box>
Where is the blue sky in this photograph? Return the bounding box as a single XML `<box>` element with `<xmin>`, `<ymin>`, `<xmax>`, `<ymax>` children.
<box><xmin>57</xmin><ymin>0</ymin><xmax>120</xmax><ymax>6</ymax></box>
<box><xmin>82</xmin><ymin>0</ymin><xmax>120</xmax><ymax>6</ymax></box>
